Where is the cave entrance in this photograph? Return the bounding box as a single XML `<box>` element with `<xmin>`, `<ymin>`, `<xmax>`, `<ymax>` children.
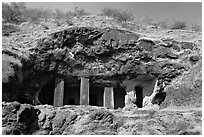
<box><xmin>135</xmin><ymin>86</ymin><xmax>143</xmax><ymax>108</ymax></box>
<box><xmin>64</xmin><ymin>85</ymin><xmax>80</xmax><ymax>105</ymax></box>
<box><xmin>39</xmin><ymin>79</ymin><xmax>55</xmax><ymax>105</ymax></box>
<box><xmin>114</xmin><ymin>87</ymin><xmax>126</xmax><ymax>109</ymax></box>
<box><xmin>89</xmin><ymin>86</ymin><xmax>104</xmax><ymax>106</ymax></box>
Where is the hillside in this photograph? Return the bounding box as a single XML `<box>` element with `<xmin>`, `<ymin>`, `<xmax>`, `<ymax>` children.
<box><xmin>2</xmin><ymin>15</ymin><xmax>202</xmax><ymax>135</ymax></box>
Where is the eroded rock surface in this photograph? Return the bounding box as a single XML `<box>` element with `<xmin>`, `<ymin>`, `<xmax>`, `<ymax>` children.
<box><xmin>3</xmin><ymin>27</ymin><xmax>199</xmax><ymax>106</ymax></box>
<box><xmin>2</xmin><ymin>102</ymin><xmax>202</xmax><ymax>135</ymax></box>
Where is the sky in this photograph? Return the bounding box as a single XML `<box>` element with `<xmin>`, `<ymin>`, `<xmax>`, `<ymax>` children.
<box><xmin>25</xmin><ymin>2</ymin><xmax>202</xmax><ymax>27</ymax></box>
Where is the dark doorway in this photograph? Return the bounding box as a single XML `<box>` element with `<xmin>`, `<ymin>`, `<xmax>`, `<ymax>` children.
<box><xmin>69</xmin><ymin>98</ymin><xmax>75</xmax><ymax>105</ymax></box>
<box><xmin>89</xmin><ymin>86</ymin><xmax>104</xmax><ymax>106</ymax></box>
<box><xmin>64</xmin><ymin>85</ymin><xmax>80</xmax><ymax>105</ymax></box>
<box><xmin>114</xmin><ymin>87</ymin><xmax>126</xmax><ymax>109</ymax></box>
<box><xmin>135</xmin><ymin>86</ymin><xmax>143</xmax><ymax>108</ymax></box>
<box><xmin>39</xmin><ymin>79</ymin><xmax>55</xmax><ymax>105</ymax></box>
<box><xmin>90</xmin><ymin>95</ymin><xmax>97</xmax><ymax>106</ymax></box>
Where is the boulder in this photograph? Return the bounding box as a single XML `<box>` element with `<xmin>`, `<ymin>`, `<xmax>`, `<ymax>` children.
<box><xmin>2</xmin><ymin>102</ymin><xmax>39</xmax><ymax>135</ymax></box>
<box><xmin>189</xmin><ymin>55</ymin><xmax>199</xmax><ymax>62</ymax></box>
<box><xmin>180</xmin><ymin>42</ymin><xmax>194</xmax><ymax>50</ymax></box>
<box><xmin>124</xmin><ymin>90</ymin><xmax>137</xmax><ymax>105</ymax></box>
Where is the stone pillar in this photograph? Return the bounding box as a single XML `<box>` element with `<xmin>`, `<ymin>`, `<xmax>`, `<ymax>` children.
<box><xmin>80</xmin><ymin>77</ymin><xmax>89</xmax><ymax>105</ymax></box>
<box><xmin>103</xmin><ymin>87</ymin><xmax>114</xmax><ymax>109</ymax></box>
<box><xmin>54</xmin><ymin>78</ymin><xmax>64</xmax><ymax>107</ymax></box>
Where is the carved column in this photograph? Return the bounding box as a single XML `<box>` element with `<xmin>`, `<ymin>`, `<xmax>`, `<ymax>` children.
<box><xmin>80</xmin><ymin>77</ymin><xmax>89</xmax><ymax>105</ymax></box>
<box><xmin>54</xmin><ymin>78</ymin><xmax>64</xmax><ymax>107</ymax></box>
<box><xmin>103</xmin><ymin>87</ymin><xmax>114</xmax><ymax>109</ymax></box>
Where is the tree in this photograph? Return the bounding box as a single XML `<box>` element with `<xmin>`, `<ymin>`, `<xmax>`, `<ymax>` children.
<box><xmin>171</xmin><ymin>21</ymin><xmax>186</xmax><ymax>30</ymax></box>
<box><xmin>101</xmin><ymin>7</ymin><xmax>134</xmax><ymax>22</ymax></box>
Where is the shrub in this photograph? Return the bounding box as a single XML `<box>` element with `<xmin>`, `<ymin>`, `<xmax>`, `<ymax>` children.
<box><xmin>23</xmin><ymin>8</ymin><xmax>41</xmax><ymax>23</ymax></box>
<box><xmin>23</xmin><ymin>8</ymin><xmax>52</xmax><ymax>23</ymax></box>
<box><xmin>37</xmin><ymin>8</ymin><xmax>53</xmax><ymax>21</ymax></box>
<box><xmin>101</xmin><ymin>7</ymin><xmax>134</xmax><ymax>22</ymax></box>
<box><xmin>54</xmin><ymin>9</ymin><xmax>65</xmax><ymax>19</ymax></box>
<box><xmin>2</xmin><ymin>3</ymin><xmax>86</xmax><ymax>25</ymax></box>
<box><xmin>191</xmin><ymin>23</ymin><xmax>201</xmax><ymax>32</ymax></box>
<box><xmin>151</xmin><ymin>21</ymin><xmax>168</xmax><ymax>29</ymax></box>
<box><xmin>101</xmin><ymin>7</ymin><xmax>118</xmax><ymax>17</ymax></box>
<box><xmin>171</xmin><ymin>21</ymin><xmax>186</xmax><ymax>30</ymax></box>
<box><xmin>72</xmin><ymin>7</ymin><xmax>90</xmax><ymax>17</ymax></box>
<box><xmin>65</xmin><ymin>11</ymin><xmax>74</xmax><ymax>26</ymax></box>
<box><xmin>114</xmin><ymin>10</ymin><xmax>134</xmax><ymax>22</ymax></box>
<box><xmin>53</xmin><ymin>10</ymin><xmax>74</xmax><ymax>26</ymax></box>
<box><xmin>2</xmin><ymin>2</ymin><xmax>26</xmax><ymax>24</ymax></box>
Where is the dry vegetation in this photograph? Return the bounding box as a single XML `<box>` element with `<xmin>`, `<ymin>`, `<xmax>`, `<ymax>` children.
<box><xmin>170</xmin><ymin>20</ymin><xmax>187</xmax><ymax>30</ymax></box>
<box><xmin>2</xmin><ymin>2</ymin><xmax>90</xmax><ymax>24</ymax></box>
<box><xmin>101</xmin><ymin>7</ymin><xmax>134</xmax><ymax>22</ymax></box>
<box><xmin>3</xmin><ymin>2</ymin><xmax>201</xmax><ymax>33</ymax></box>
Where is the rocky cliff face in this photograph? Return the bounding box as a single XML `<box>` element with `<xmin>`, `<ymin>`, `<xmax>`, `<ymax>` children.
<box><xmin>2</xmin><ymin>27</ymin><xmax>201</xmax><ymax>107</ymax></box>
<box><xmin>2</xmin><ymin>102</ymin><xmax>202</xmax><ymax>135</ymax></box>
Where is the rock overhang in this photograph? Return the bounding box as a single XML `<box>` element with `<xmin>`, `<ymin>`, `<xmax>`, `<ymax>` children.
<box><xmin>28</xmin><ymin>27</ymin><xmax>190</xmax><ymax>91</ymax></box>
<box><xmin>3</xmin><ymin>26</ymin><xmax>199</xmax><ymax>105</ymax></box>
<box><xmin>34</xmin><ymin>27</ymin><xmax>153</xmax><ymax>76</ymax></box>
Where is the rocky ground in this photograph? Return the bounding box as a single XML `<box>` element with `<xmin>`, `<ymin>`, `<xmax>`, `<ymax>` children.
<box><xmin>2</xmin><ymin>102</ymin><xmax>202</xmax><ymax>135</ymax></box>
<box><xmin>2</xmin><ymin>15</ymin><xmax>202</xmax><ymax>135</ymax></box>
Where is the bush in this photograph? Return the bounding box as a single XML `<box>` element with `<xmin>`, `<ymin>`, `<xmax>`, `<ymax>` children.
<box><xmin>171</xmin><ymin>21</ymin><xmax>186</xmax><ymax>30</ymax></box>
<box><xmin>65</xmin><ymin>11</ymin><xmax>74</xmax><ymax>25</ymax></box>
<box><xmin>2</xmin><ymin>2</ymin><xmax>26</xmax><ymax>24</ymax></box>
<box><xmin>2</xmin><ymin>3</ymin><xmax>87</xmax><ymax>25</ymax></box>
<box><xmin>101</xmin><ymin>8</ymin><xmax>118</xmax><ymax>17</ymax></box>
<box><xmin>54</xmin><ymin>9</ymin><xmax>65</xmax><ymax>19</ymax></box>
<box><xmin>72</xmin><ymin>7</ymin><xmax>90</xmax><ymax>18</ymax></box>
<box><xmin>151</xmin><ymin>21</ymin><xmax>168</xmax><ymax>29</ymax></box>
<box><xmin>101</xmin><ymin>7</ymin><xmax>134</xmax><ymax>22</ymax></box>
<box><xmin>191</xmin><ymin>23</ymin><xmax>201</xmax><ymax>32</ymax></box>
<box><xmin>23</xmin><ymin>8</ymin><xmax>52</xmax><ymax>23</ymax></box>
<box><xmin>2</xmin><ymin>2</ymin><xmax>53</xmax><ymax>24</ymax></box>
<box><xmin>53</xmin><ymin>10</ymin><xmax>74</xmax><ymax>26</ymax></box>
<box><xmin>114</xmin><ymin>10</ymin><xmax>134</xmax><ymax>22</ymax></box>
<box><xmin>52</xmin><ymin>7</ymin><xmax>88</xmax><ymax>26</ymax></box>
